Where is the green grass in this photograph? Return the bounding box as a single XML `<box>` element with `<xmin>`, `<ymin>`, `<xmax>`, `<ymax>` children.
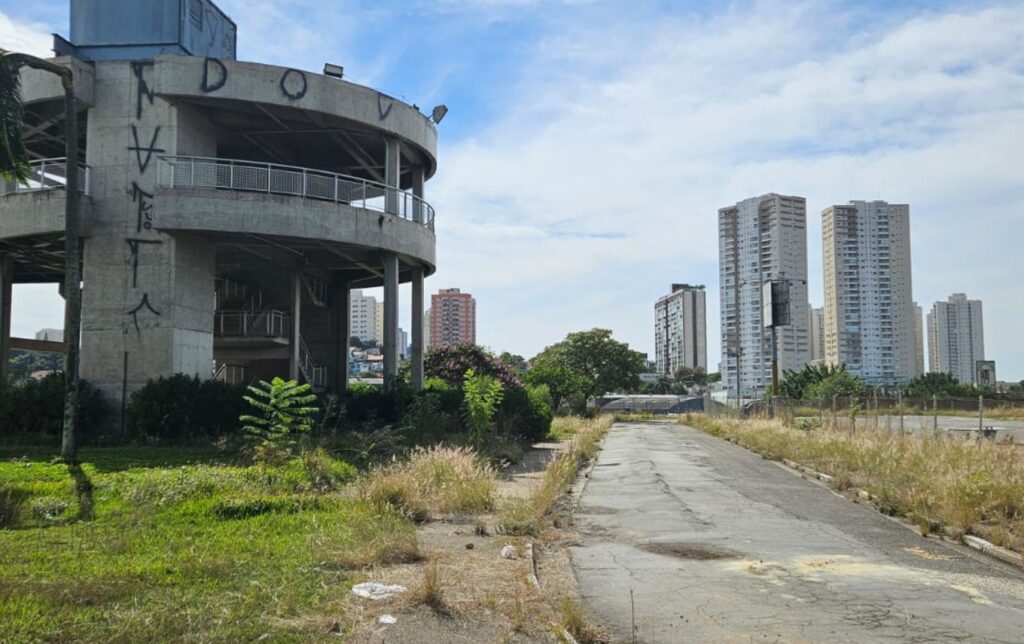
<box><xmin>0</xmin><ymin>446</ymin><xmax>415</xmax><ymax>642</ymax></box>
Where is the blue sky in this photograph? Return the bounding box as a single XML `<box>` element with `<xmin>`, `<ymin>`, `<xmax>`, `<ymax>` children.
<box><xmin>3</xmin><ymin>0</ymin><xmax>1024</xmax><ymax>380</ymax></box>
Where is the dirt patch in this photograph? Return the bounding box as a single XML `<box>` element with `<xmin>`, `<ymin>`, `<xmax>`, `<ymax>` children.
<box><xmin>638</xmin><ymin>542</ymin><xmax>742</xmax><ymax>560</ymax></box>
<box><xmin>577</xmin><ymin>505</ymin><xmax>619</xmax><ymax>515</ymax></box>
<box><xmin>343</xmin><ymin>438</ymin><xmax>597</xmax><ymax>641</ymax></box>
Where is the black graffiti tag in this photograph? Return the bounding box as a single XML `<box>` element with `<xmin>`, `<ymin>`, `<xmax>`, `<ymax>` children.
<box><xmin>131</xmin><ymin>61</ymin><xmax>155</xmax><ymax>120</ymax></box>
<box><xmin>279</xmin><ymin>68</ymin><xmax>307</xmax><ymax>100</ymax></box>
<box><xmin>201</xmin><ymin>57</ymin><xmax>228</xmax><ymax>93</ymax></box>
<box><xmin>377</xmin><ymin>93</ymin><xmax>394</xmax><ymax>121</ymax></box>
<box><xmin>128</xmin><ymin>125</ymin><xmax>165</xmax><ymax>174</ymax></box>
<box><xmin>127</xmin><ymin>293</ymin><xmax>161</xmax><ymax>335</ymax></box>
<box><xmin>126</xmin><ymin>238</ymin><xmax>163</xmax><ymax>287</ymax></box>
<box><xmin>130</xmin><ymin>182</ymin><xmax>155</xmax><ymax>232</ymax></box>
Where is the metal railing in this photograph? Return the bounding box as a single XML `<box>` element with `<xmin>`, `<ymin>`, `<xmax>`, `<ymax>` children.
<box><xmin>157</xmin><ymin>155</ymin><xmax>435</xmax><ymax>231</ymax></box>
<box><xmin>213</xmin><ymin>362</ymin><xmax>248</xmax><ymax>385</ymax></box>
<box><xmin>298</xmin><ymin>335</ymin><xmax>327</xmax><ymax>388</ymax></box>
<box><xmin>215</xmin><ymin>309</ymin><xmax>289</xmax><ymax>338</ymax></box>
<box><xmin>1</xmin><ymin>157</ymin><xmax>90</xmax><ymax>196</ymax></box>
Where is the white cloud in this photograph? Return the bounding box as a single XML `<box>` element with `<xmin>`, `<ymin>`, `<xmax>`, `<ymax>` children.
<box><xmin>0</xmin><ymin>11</ymin><xmax>53</xmax><ymax>58</ymax></box>
<box><xmin>429</xmin><ymin>1</ymin><xmax>1024</xmax><ymax>377</ymax></box>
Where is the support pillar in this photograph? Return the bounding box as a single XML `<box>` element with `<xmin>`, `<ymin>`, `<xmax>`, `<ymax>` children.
<box><xmin>410</xmin><ymin>165</ymin><xmax>425</xmax><ymax>224</ymax></box>
<box><xmin>382</xmin><ymin>252</ymin><xmax>399</xmax><ymax>391</ymax></box>
<box><xmin>334</xmin><ymin>277</ymin><xmax>351</xmax><ymax>393</ymax></box>
<box><xmin>289</xmin><ymin>270</ymin><xmax>301</xmax><ymax>381</ymax></box>
<box><xmin>0</xmin><ymin>256</ymin><xmax>11</xmax><ymax>385</ymax></box>
<box><xmin>411</xmin><ymin>265</ymin><xmax>424</xmax><ymax>390</ymax></box>
<box><xmin>384</xmin><ymin>137</ymin><xmax>402</xmax><ymax>216</ymax></box>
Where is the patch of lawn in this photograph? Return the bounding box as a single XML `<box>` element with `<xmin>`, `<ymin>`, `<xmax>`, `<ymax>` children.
<box><xmin>0</xmin><ymin>447</ymin><xmax>415</xmax><ymax>641</ymax></box>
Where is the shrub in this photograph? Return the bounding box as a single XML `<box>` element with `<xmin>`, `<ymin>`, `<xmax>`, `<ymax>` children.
<box><xmin>339</xmin><ymin>383</ymin><xmax>411</xmax><ymax>425</ymax></box>
<box><xmin>240</xmin><ymin>378</ymin><xmax>319</xmax><ymax>464</ymax></box>
<box><xmin>126</xmin><ymin>375</ymin><xmax>247</xmax><ymax>444</ymax></box>
<box><xmin>424</xmin><ymin>344</ymin><xmax>522</xmax><ymax>390</ymax></box>
<box><xmin>0</xmin><ymin>374</ymin><xmax>107</xmax><ymax>440</ymax></box>
<box><xmin>495</xmin><ymin>384</ymin><xmax>553</xmax><ymax>443</ymax></box>
<box><xmin>463</xmin><ymin>369</ymin><xmax>504</xmax><ymax>448</ymax></box>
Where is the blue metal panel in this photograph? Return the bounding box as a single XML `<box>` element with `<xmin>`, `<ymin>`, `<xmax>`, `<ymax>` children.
<box><xmin>65</xmin><ymin>0</ymin><xmax>236</xmax><ymax>60</ymax></box>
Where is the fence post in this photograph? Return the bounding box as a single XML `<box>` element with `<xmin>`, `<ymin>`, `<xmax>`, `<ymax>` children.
<box><xmin>898</xmin><ymin>391</ymin><xmax>904</xmax><ymax>436</ymax></box>
<box><xmin>831</xmin><ymin>394</ymin><xmax>837</xmax><ymax>429</ymax></box>
<box><xmin>932</xmin><ymin>394</ymin><xmax>938</xmax><ymax>433</ymax></box>
<box><xmin>818</xmin><ymin>398</ymin><xmax>823</xmax><ymax>426</ymax></box>
<box><xmin>978</xmin><ymin>394</ymin><xmax>984</xmax><ymax>435</ymax></box>
<box><xmin>873</xmin><ymin>389</ymin><xmax>878</xmax><ymax>429</ymax></box>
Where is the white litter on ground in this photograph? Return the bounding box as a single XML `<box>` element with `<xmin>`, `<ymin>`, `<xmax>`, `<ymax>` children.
<box><xmin>501</xmin><ymin>545</ymin><xmax>518</xmax><ymax>559</ymax></box>
<box><xmin>378</xmin><ymin>614</ymin><xmax>398</xmax><ymax>624</ymax></box>
<box><xmin>351</xmin><ymin>582</ymin><xmax>407</xmax><ymax>600</ymax></box>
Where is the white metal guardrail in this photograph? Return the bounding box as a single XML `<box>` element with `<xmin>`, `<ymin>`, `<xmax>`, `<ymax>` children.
<box><xmin>157</xmin><ymin>155</ymin><xmax>435</xmax><ymax>231</ymax></box>
<box><xmin>0</xmin><ymin>157</ymin><xmax>90</xmax><ymax>196</ymax></box>
<box><xmin>215</xmin><ymin>309</ymin><xmax>288</xmax><ymax>338</ymax></box>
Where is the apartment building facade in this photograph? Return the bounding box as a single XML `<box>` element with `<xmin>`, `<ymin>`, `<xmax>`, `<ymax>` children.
<box><xmin>927</xmin><ymin>293</ymin><xmax>985</xmax><ymax>384</ymax></box>
<box><xmin>654</xmin><ymin>284</ymin><xmax>707</xmax><ymax>376</ymax></box>
<box><xmin>429</xmin><ymin>288</ymin><xmax>476</xmax><ymax>348</ymax></box>
<box><xmin>719</xmin><ymin>194</ymin><xmax>811</xmax><ymax>400</ymax></box>
<box><xmin>822</xmin><ymin>201</ymin><xmax>915</xmax><ymax>385</ymax></box>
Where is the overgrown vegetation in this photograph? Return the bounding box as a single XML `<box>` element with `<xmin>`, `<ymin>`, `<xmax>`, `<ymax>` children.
<box><xmin>498</xmin><ymin>416</ymin><xmax>612</xmax><ymax>536</ymax></box>
<box><xmin>241</xmin><ymin>377</ymin><xmax>319</xmax><ymax>464</ymax></box>
<box><xmin>0</xmin><ymin>373</ymin><xmax>107</xmax><ymax>442</ymax></box>
<box><xmin>0</xmin><ymin>446</ymin><xmax>414</xmax><ymax>641</ymax></box>
<box><xmin>358</xmin><ymin>445</ymin><xmax>497</xmax><ymax>520</ymax></box>
<box><xmin>688</xmin><ymin>414</ymin><xmax>1024</xmax><ymax>552</ymax></box>
<box><xmin>126</xmin><ymin>374</ymin><xmax>247</xmax><ymax>444</ymax></box>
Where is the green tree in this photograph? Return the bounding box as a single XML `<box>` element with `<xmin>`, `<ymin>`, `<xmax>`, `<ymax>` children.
<box><xmin>530</xmin><ymin>329</ymin><xmax>646</xmax><ymax>400</ymax></box>
<box><xmin>1</xmin><ymin>50</ymin><xmax>82</xmax><ymax>462</ymax></box>
<box><xmin>902</xmin><ymin>372</ymin><xmax>974</xmax><ymax>398</ymax></box>
<box><xmin>240</xmin><ymin>377</ymin><xmax>319</xmax><ymax>463</ymax></box>
<box><xmin>804</xmin><ymin>370</ymin><xmax>865</xmax><ymax>400</ymax></box>
<box><xmin>775</xmin><ymin>363</ymin><xmax>853</xmax><ymax>399</ymax></box>
<box><xmin>523</xmin><ymin>362</ymin><xmax>588</xmax><ymax>414</ymax></box>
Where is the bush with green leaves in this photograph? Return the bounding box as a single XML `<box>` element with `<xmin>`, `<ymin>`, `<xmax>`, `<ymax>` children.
<box><xmin>240</xmin><ymin>377</ymin><xmax>319</xmax><ymax>463</ymax></box>
<box><xmin>495</xmin><ymin>383</ymin><xmax>553</xmax><ymax>443</ymax></box>
<box><xmin>462</xmin><ymin>369</ymin><xmax>504</xmax><ymax>448</ymax></box>
<box><xmin>127</xmin><ymin>374</ymin><xmax>248</xmax><ymax>444</ymax></box>
<box><xmin>0</xmin><ymin>373</ymin><xmax>107</xmax><ymax>441</ymax></box>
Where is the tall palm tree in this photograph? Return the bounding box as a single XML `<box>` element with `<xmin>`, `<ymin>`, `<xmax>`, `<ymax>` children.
<box><xmin>0</xmin><ymin>49</ymin><xmax>82</xmax><ymax>463</ymax></box>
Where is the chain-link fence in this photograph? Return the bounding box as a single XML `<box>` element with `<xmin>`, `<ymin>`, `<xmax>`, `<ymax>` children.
<box><xmin>732</xmin><ymin>395</ymin><xmax>1024</xmax><ymax>443</ymax></box>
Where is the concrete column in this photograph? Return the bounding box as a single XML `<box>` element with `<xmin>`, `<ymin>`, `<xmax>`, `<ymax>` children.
<box><xmin>410</xmin><ymin>165</ymin><xmax>425</xmax><ymax>224</ymax></box>
<box><xmin>384</xmin><ymin>136</ymin><xmax>401</xmax><ymax>216</ymax></box>
<box><xmin>289</xmin><ymin>271</ymin><xmax>301</xmax><ymax>381</ymax></box>
<box><xmin>411</xmin><ymin>265</ymin><xmax>424</xmax><ymax>390</ymax></box>
<box><xmin>0</xmin><ymin>256</ymin><xmax>11</xmax><ymax>384</ymax></box>
<box><xmin>334</xmin><ymin>277</ymin><xmax>350</xmax><ymax>393</ymax></box>
<box><xmin>382</xmin><ymin>252</ymin><xmax>399</xmax><ymax>391</ymax></box>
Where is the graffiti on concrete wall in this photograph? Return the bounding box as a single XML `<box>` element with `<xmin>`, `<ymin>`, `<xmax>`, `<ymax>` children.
<box><xmin>124</xmin><ymin>63</ymin><xmax>164</xmax><ymax>335</ymax></box>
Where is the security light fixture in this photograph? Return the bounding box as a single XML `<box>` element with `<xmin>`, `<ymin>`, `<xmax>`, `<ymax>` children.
<box><xmin>431</xmin><ymin>104</ymin><xmax>448</xmax><ymax>124</ymax></box>
<box><xmin>323</xmin><ymin>63</ymin><xmax>344</xmax><ymax>79</ymax></box>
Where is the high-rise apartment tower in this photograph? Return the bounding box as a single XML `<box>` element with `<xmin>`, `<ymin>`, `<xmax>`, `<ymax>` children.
<box><xmin>654</xmin><ymin>284</ymin><xmax>707</xmax><ymax>376</ymax></box>
<box><xmin>822</xmin><ymin>201</ymin><xmax>915</xmax><ymax>385</ymax></box>
<box><xmin>927</xmin><ymin>293</ymin><xmax>985</xmax><ymax>384</ymax></box>
<box><xmin>429</xmin><ymin>289</ymin><xmax>476</xmax><ymax>348</ymax></box>
<box><xmin>719</xmin><ymin>194</ymin><xmax>810</xmax><ymax>400</ymax></box>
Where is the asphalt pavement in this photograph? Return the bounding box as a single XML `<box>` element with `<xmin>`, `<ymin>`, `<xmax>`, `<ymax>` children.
<box><xmin>571</xmin><ymin>421</ymin><xmax>1024</xmax><ymax>643</ymax></box>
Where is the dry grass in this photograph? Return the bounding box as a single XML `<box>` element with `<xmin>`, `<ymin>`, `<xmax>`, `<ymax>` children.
<box><xmin>359</xmin><ymin>445</ymin><xmax>497</xmax><ymax>520</ymax></box>
<box><xmin>689</xmin><ymin>414</ymin><xmax>1024</xmax><ymax>552</ymax></box>
<box><xmin>557</xmin><ymin>596</ymin><xmax>606</xmax><ymax>643</ymax></box>
<box><xmin>498</xmin><ymin>416</ymin><xmax>613</xmax><ymax>536</ymax></box>
<box><xmin>412</xmin><ymin>557</ymin><xmax>447</xmax><ymax>610</ymax></box>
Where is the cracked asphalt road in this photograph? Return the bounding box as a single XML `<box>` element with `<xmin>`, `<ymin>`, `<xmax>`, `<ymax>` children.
<box><xmin>571</xmin><ymin>422</ymin><xmax>1024</xmax><ymax>643</ymax></box>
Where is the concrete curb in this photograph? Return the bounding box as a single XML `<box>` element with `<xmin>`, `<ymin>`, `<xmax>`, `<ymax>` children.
<box><xmin>778</xmin><ymin>455</ymin><xmax>1024</xmax><ymax>570</ymax></box>
<box><xmin>962</xmin><ymin>535</ymin><xmax>1024</xmax><ymax>568</ymax></box>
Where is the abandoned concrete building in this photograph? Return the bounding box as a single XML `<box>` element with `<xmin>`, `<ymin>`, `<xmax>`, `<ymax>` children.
<box><xmin>0</xmin><ymin>0</ymin><xmax>438</xmax><ymax>418</ymax></box>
